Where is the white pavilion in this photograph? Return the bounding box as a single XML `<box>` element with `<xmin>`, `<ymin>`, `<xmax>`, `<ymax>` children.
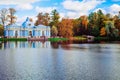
<box><xmin>4</xmin><ymin>17</ymin><xmax>51</xmax><ymax>38</ymax></box>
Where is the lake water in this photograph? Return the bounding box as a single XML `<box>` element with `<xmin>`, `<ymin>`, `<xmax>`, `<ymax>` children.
<box><xmin>0</xmin><ymin>41</ymin><xmax>120</xmax><ymax>80</ymax></box>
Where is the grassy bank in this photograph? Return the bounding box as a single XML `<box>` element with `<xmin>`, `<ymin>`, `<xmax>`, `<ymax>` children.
<box><xmin>48</xmin><ymin>38</ymin><xmax>68</xmax><ymax>42</ymax></box>
<box><xmin>0</xmin><ymin>38</ymin><xmax>27</xmax><ymax>41</ymax></box>
<box><xmin>70</xmin><ymin>36</ymin><xmax>87</xmax><ymax>41</ymax></box>
<box><xmin>94</xmin><ymin>37</ymin><xmax>120</xmax><ymax>42</ymax></box>
<box><xmin>48</xmin><ymin>36</ymin><xmax>87</xmax><ymax>42</ymax></box>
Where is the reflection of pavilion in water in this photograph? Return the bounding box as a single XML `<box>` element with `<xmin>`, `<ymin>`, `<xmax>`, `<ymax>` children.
<box><xmin>2</xmin><ymin>41</ymin><xmax>50</xmax><ymax>49</ymax></box>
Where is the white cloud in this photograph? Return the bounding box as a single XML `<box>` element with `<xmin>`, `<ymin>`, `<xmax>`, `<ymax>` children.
<box><xmin>16</xmin><ymin>4</ymin><xmax>33</xmax><ymax>10</ymax></box>
<box><xmin>35</xmin><ymin>6</ymin><xmax>57</xmax><ymax>13</ymax></box>
<box><xmin>66</xmin><ymin>12</ymin><xmax>79</xmax><ymax>19</ymax></box>
<box><xmin>109</xmin><ymin>4</ymin><xmax>120</xmax><ymax>15</ymax></box>
<box><xmin>61</xmin><ymin>0</ymin><xmax>105</xmax><ymax>18</ymax></box>
<box><xmin>0</xmin><ymin>0</ymin><xmax>41</xmax><ymax>10</ymax></box>
<box><xmin>93</xmin><ymin>4</ymin><xmax>120</xmax><ymax>16</ymax></box>
<box><xmin>59</xmin><ymin>13</ymin><xmax>65</xmax><ymax>20</ymax></box>
<box><xmin>62</xmin><ymin>0</ymin><xmax>105</xmax><ymax>12</ymax></box>
<box><xmin>0</xmin><ymin>0</ymin><xmax>40</xmax><ymax>10</ymax></box>
<box><xmin>0</xmin><ymin>0</ymin><xmax>39</xmax><ymax>5</ymax></box>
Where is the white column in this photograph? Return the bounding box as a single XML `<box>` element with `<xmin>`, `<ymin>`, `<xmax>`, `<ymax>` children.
<box><xmin>40</xmin><ymin>30</ymin><xmax>42</xmax><ymax>36</ymax></box>
<box><xmin>45</xmin><ymin>30</ymin><xmax>46</xmax><ymax>36</ymax></box>
<box><xmin>48</xmin><ymin>30</ymin><xmax>50</xmax><ymax>37</ymax></box>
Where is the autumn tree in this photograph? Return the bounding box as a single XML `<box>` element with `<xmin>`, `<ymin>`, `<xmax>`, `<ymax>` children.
<box><xmin>43</xmin><ymin>13</ymin><xmax>50</xmax><ymax>26</ymax></box>
<box><xmin>100</xmin><ymin>27</ymin><xmax>106</xmax><ymax>36</ymax></box>
<box><xmin>0</xmin><ymin>24</ymin><xmax>4</xmax><ymax>36</ymax></box>
<box><xmin>7</xmin><ymin>8</ymin><xmax>16</xmax><ymax>25</ymax></box>
<box><xmin>73</xmin><ymin>18</ymin><xmax>81</xmax><ymax>36</ymax></box>
<box><xmin>35</xmin><ymin>13</ymin><xmax>43</xmax><ymax>25</ymax></box>
<box><xmin>51</xmin><ymin>25</ymin><xmax>58</xmax><ymax>37</ymax></box>
<box><xmin>114</xmin><ymin>11</ymin><xmax>120</xmax><ymax>35</ymax></box>
<box><xmin>80</xmin><ymin>15</ymin><xmax>88</xmax><ymax>29</ymax></box>
<box><xmin>78</xmin><ymin>15</ymin><xmax>89</xmax><ymax>35</ymax></box>
<box><xmin>29</xmin><ymin>18</ymin><xmax>33</xmax><ymax>22</ymax></box>
<box><xmin>0</xmin><ymin>8</ymin><xmax>8</xmax><ymax>27</ymax></box>
<box><xmin>35</xmin><ymin>12</ymin><xmax>50</xmax><ymax>26</ymax></box>
<box><xmin>58</xmin><ymin>18</ymin><xmax>73</xmax><ymax>38</ymax></box>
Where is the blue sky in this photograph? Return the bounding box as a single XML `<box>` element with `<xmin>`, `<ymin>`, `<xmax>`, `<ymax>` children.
<box><xmin>0</xmin><ymin>0</ymin><xmax>120</xmax><ymax>24</ymax></box>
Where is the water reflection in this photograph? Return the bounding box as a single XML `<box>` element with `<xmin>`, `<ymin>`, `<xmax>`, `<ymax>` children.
<box><xmin>1</xmin><ymin>41</ymin><xmax>120</xmax><ymax>51</ymax></box>
<box><xmin>0</xmin><ymin>42</ymin><xmax>2</xmax><ymax>49</ymax></box>
<box><xmin>0</xmin><ymin>41</ymin><xmax>120</xmax><ymax>80</ymax></box>
<box><xmin>0</xmin><ymin>41</ymin><xmax>51</xmax><ymax>49</ymax></box>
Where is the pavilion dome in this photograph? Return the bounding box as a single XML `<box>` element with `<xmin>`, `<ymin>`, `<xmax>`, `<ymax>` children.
<box><xmin>22</xmin><ymin>17</ymin><xmax>34</xmax><ymax>28</ymax></box>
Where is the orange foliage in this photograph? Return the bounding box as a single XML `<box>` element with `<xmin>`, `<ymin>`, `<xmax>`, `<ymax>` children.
<box><xmin>58</xmin><ymin>19</ymin><xmax>73</xmax><ymax>38</ymax></box>
<box><xmin>80</xmin><ymin>16</ymin><xmax>88</xmax><ymax>29</ymax></box>
<box><xmin>100</xmin><ymin>27</ymin><xmax>106</xmax><ymax>36</ymax></box>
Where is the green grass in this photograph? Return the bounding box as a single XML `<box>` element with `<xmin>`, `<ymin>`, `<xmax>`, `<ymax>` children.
<box><xmin>0</xmin><ymin>38</ymin><xmax>27</xmax><ymax>41</ymax></box>
<box><xmin>48</xmin><ymin>38</ymin><xmax>68</xmax><ymax>42</ymax></box>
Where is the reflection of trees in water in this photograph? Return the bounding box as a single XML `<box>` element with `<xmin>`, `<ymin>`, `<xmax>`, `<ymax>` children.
<box><xmin>51</xmin><ymin>40</ymin><xmax>73</xmax><ymax>50</ymax></box>
<box><xmin>88</xmin><ymin>44</ymin><xmax>103</xmax><ymax>53</ymax></box>
<box><xmin>60</xmin><ymin>40</ymin><xmax>72</xmax><ymax>50</ymax></box>
<box><xmin>3</xmin><ymin>41</ymin><xmax>7</xmax><ymax>49</ymax></box>
<box><xmin>51</xmin><ymin>42</ymin><xmax>59</xmax><ymax>49</ymax></box>
<box><xmin>0</xmin><ymin>42</ymin><xmax>2</xmax><ymax>49</ymax></box>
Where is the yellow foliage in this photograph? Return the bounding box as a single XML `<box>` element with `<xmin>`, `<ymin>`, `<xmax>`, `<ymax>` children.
<box><xmin>100</xmin><ymin>27</ymin><xmax>106</xmax><ymax>36</ymax></box>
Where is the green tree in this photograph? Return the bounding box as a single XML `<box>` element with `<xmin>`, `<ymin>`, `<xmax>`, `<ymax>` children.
<box><xmin>96</xmin><ymin>9</ymin><xmax>107</xmax><ymax>30</ymax></box>
<box><xmin>105</xmin><ymin>21</ymin><xmax>119</xmax><ymax>38</ymax></box>
<box><xmin>88</xmin><ymin>12</ymin><xmax>98</xmax><ymax>28</ymax></box>
<box><xmin>49</xmin><ymin>9</ymin><xmax>60</xmax><ymax>27</ymax></box>
<box><xmin>91</xmin><ymin>27</ymin><xmax>100</xmax><ymax>37</ymax></box>
<box><xmin>88</xmin><ymin>10</ymin><xmax>107</xmax><ymax>36</ymax></box>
